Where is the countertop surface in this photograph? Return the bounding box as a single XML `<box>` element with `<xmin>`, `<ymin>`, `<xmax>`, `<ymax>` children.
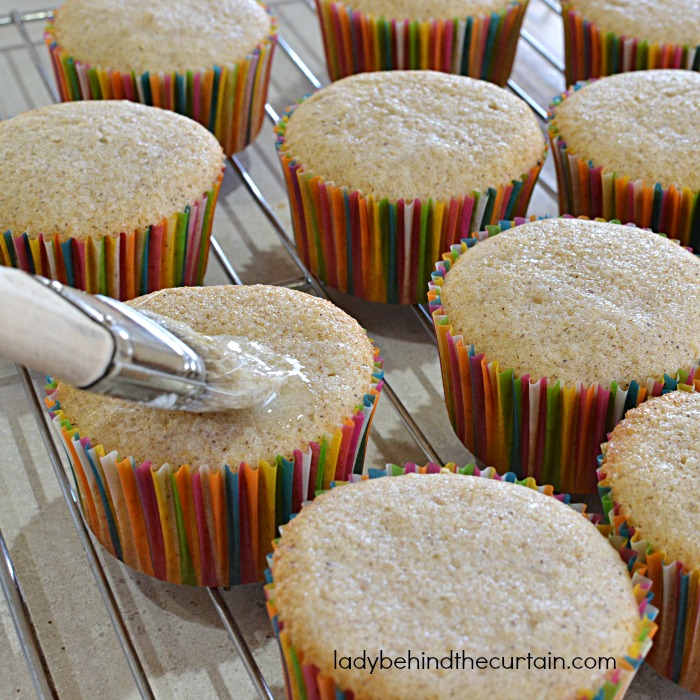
<box><xmin>0</xmin><ymin>0</ymin><xmax>694</xmax><ymax>698</ymax></box>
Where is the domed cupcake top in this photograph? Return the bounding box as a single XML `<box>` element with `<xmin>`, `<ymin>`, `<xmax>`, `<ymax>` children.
<box><xmin>0</xmin><ymin>101</ymin><xmax>224</xmax><ymax>240</ymax></box>
<box><xmin>53</xmin><ymin>0</ymin><xmax>272</xmax><ymax>74</ymax></box>
<box><xmin>603</xmin><ymin>391</ymin><xmax>700</xmax><ymax>568</ymax></box>
<box><xmin>280</xmin><ymin>71</ymin><xmax>545</xmax><ymax>202</ymax></box>
<box><xmin>566</xmin><ymin>0</ymin><xmax>700</xmax><ymax>48</ymax></box>
<box><xmin>551</xmin><ymin>70</ymin><xmax>700</xmax><ymax>192</ymax></box>
<box><xmin>441</xmin><ymin>217</ymin><xmax>700</xmax><ymax>387</ymax></box>
<box><xmin>272</xmin><ymin>472</ymin><xmax>640</xmax><ymax>699</ymax></box>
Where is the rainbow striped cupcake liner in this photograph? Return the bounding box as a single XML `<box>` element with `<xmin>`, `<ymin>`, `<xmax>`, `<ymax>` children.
<box><xmin>562</xmin><ymin>4</ymin><xmax>700</xmax><ymax>86</ymax></box>
<box><xmin>598</xmin><ymin>453</ymin><xmax>700</xmax><ymax>693</ymax></box>
<box><xmin>549</xmin><ymin>82</ymin><xmax>700</xmax><ymax>252</ymax></box>
<box><xmin>428</xmin><ymin>218</ymin><xmax>700</xmax><ymax>494</ymax></box>
<box><xmin>44</xmin><ymin>7</ymin><xmax>277</xmax><ymax>156</ymax></box>
<box><xmin>316</xmin><ymin>0</ymin><xmax>528</xmax><ymax>86</ymax></box>
<box><xmin>265</xmin><ymin>464</ymin><xmax>658</xmax><ymax>700</ymax></box>
<box><xmin>0</xmin><ymin>171</ymin><xmax>223</xmax><ymax>301</ymax></box>
<box><xmin>276</xmin><ymin>105</ymin><xmax>544</xmax><ymax>304</ymax></box>
<box><xmin>42</xmin><ymin>347</ymin><xmax>384</xmax><ymax>586</ymax></box>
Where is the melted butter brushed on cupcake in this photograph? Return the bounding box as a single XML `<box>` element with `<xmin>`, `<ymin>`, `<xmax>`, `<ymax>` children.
<box><xmin>57</xmin><ymin>285</ymin><xmax>375</xmax><ymax>468</ymax></box>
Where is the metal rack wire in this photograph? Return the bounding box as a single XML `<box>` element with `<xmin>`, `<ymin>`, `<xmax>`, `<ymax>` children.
<box><xmin>0</xmin><ymin>2</ymin><xmax>600</xmax><ymax>698</ymax></box>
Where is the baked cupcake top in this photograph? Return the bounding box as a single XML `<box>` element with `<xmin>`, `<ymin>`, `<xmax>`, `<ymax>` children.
<box><xmin>280</xmin><ymin>71</ymin><xmax>545</xmax><ymax>202</ymax></box>
<box><xmin>551</xmin><ymin>70</ymin><xmax>700</xmax><ymax>192</ymax></box>
<box><xmin>57</xmin><ymin>285</ymin><xmax>376</xmax><ymax>468</ymax></box>
<box><xmin>52</xmin><ymin>0</ymin><xmax>272</xmax><ymax>74</ymax></box>
<box><xmin>566</xmin><ymin>0</ymin><xmax>700</xmax><ymax>48</ymax></box>
<box><xmin>440</xmin><ymin>218</ymin><xmax>700</xmax><ymax>387</ymax></box>
<box><xmin>0</xmin><ymin>101</ymin><xmax>224</xmax><ymax>241</ymax></box>
<box><xmin>603</xmin><ymin>391</ymin><xmax>700</xmax><ymax>569</ymax></box>
<box><xmin>272</xmin><ymin>473</ymin><xmax>640</xmax><ymax>699</ymax></box>
<box><xmin>336</xmin><ymin>0</ymin><xmax>517</xmax><ymax>18</ymax></box>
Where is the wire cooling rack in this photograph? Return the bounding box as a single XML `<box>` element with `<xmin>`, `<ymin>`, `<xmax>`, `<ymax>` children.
<box><xmin>0</xmin><ymin>2</ymin><xmax>689</xmax><ymax>698</ymax></box>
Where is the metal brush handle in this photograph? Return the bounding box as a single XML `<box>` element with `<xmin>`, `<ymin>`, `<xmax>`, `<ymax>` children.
<box><xmin>0</xmin><ymin>267</ymin><xmax>207</xmax><ymax>407</ymax></box>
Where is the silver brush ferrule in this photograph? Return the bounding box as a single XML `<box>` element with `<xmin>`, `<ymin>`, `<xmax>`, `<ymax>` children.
<box><xmin>39</xmin><ymin>278</ymin><xmax>207</xmax><ymax>409</ymax></box>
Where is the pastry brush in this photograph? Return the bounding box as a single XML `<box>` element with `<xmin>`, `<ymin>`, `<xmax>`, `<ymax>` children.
<box><xmin>0</xmin><ymin>267</ymin><xmax>289</xmax><ymax>411</ymax></box>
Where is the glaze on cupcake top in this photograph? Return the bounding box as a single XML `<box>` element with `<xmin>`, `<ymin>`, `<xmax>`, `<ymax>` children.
<box><xmin>603</xmin><ymin>391</ymin><xmax>700</xmax><ymax>569</ymax></box>
<box><xmin>272</xmin><ymin>473</ymin><xmax>640</xmax><ymax>699</ymax></box>
<box><xmin>566</xmin><ymin>0</ymin><xmax>700</xmax><ymax>48</ymax></box>
<box><xmin>551</xmin><ymin>70</ymin><xmax>700</xmax><ymax>192</ymax></box>
<box><xmin>0</xmin><ymin>101</ymin><xmax>224</xmax><ymax>241</ymax></box>
<box><xmin>440</xmin><ymin>218</ymin><xmax>700</xmax><ymax>387</ymax></box>
<box><xmin>336</xmin><ymin>0</ymin><xmax>517</xmax><ymax>19</ymax></box>
<box><xmin>57</xmin><ymin>285</ymin><xmax>376</xmax><ymax>469</ymax></box>
<box><xmin>280</xmin><ymin>71</ymin><xmax>546</xmax><ymax>202</ymax></box>
<box><xmin>53</xmin><ymin>0</ymin><xmax>272</xmax><ymax>74</ymax></box>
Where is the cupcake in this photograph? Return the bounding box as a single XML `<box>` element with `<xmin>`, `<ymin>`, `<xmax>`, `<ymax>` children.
<box><xmin>598</xmin><ymin>391</ymin><xmax>700</xmax><ymax>692</ymax></box>
<box><xmin>266</xmin><ymin>470</ymin><xmax>657</xmax><ymax>700</ymax></box>
<box><xmin>316</xmin><ymin>0</ymin><xmax>528</xmax><ymax>86</ymax></box>
<box><xmin>0</xmin><ymin>101</ymin><xmax>224</xmax><ymax>300</ymax></box>
<box><xmin>45</xmin><ymin>0</ymin><xmax>277</xmax><ymax>155</ymax></box>
<box><xmin>548</xmin><ymin>70</ymin><xmax>700</xmax><ymax>251</ymax></box>
<box><xmin>276</xmin><ymin>70</ymin><xmax>546</xmax><ymax>304</ymax></box>
<box><xmin>428</xmin><ymin>217</ymin><xmax>700</xmax><ymax>493</ymax></box>
<box><xmin>562</xmin><ymin>0</ymin><xmax>700</xmax><ymax>85</ymax></box>
<box><xmin>44</xmin><ymin>284</ymin><xmax>384</xmax><ymax>586</ymax></box>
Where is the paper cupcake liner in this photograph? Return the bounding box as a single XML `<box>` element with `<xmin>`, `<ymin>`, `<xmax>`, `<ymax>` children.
<box><xmin>598</xmin><ymin>450</ymin><xmax>700</xmax><ymax>692</ymax></box>
<box><xmin>0</xmin><ymin>171</ymin><xmax>223</xmax><ymax>301</ymax></box>
<box><xmin>316</xmin><ymin>0</ymin><xmax>527</xmax><ymax>86</ymax></box>
<box><xmin>44</xmin><ymin>8</ymin><xmax>277</xmax><ymax>156</ymax></box>
<box><xmin>548</xmin><ymin>83</ymin><xmax>700</xmax><ymax>251</ymax></box>
<box><xmin>428</xmin><ymin>218</ymin><xmax>700</xmax><ymax>494</ymax></box>
<box><xmin>276</xmin><ymin>105</ymin><xmax>544</xmax><ymax>304</ymax></box>
<box><xmin>265</xmin><ymin>464</ymin><xmax>658</xmax><ymax>700</ymax></box>
<box><xmin>562</xmin><ymin>4</ymin><xmax>700</xmax><ymax>86</ymax></box>
<box><xmin>42</xmin><ymin>345</ymin><xmax>384</xmax><ymax>586</ymax></box>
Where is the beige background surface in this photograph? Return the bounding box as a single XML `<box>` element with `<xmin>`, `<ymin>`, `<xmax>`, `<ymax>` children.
<box><xmin>0</xmin><ymin>0</ymin><xmax>694</xmax><ymax>698</ymax></box>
